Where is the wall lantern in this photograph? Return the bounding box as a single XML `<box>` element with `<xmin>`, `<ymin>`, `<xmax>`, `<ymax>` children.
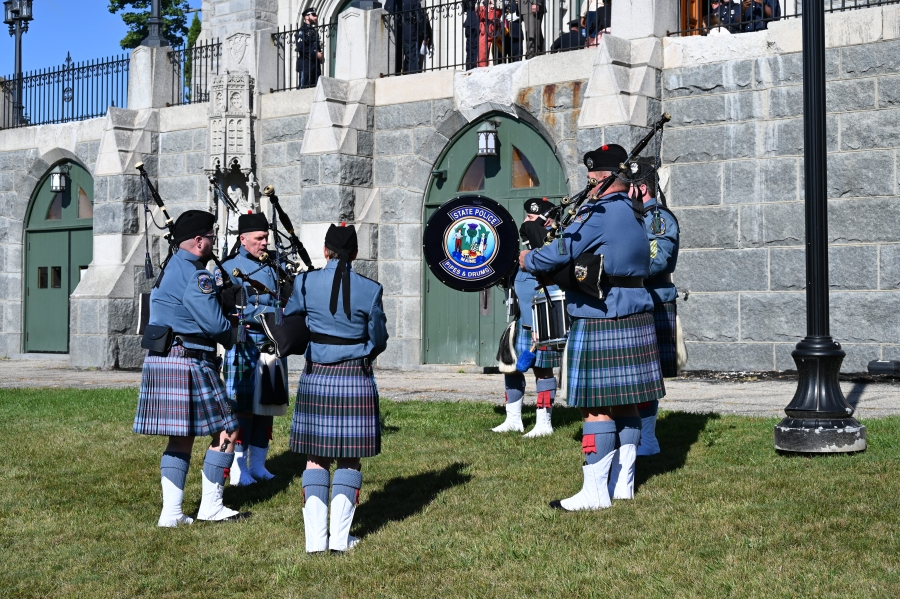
<box><xmin>49</xmin><ymin>164</ymin><xmax>70</xmax><ymax>193</ymax></box>
<box><xmin>477</xmin><ymin>120</ymin><xmax>499</xmax><ymax>156</ymax></box>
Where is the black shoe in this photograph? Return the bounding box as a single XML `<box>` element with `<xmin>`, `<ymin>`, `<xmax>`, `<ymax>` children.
<box><xmin>549</xmin><ymin>500</ymin><xmax>567</xmax><ymax>510</ymax></box>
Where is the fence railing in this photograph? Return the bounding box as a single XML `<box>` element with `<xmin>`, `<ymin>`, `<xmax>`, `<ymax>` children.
<box><xmin>271</xmin><ymin>22</ymin><xmax>337</xmax><ymax>92</ymax></box>
<box><xmin>0</xmin><ymin>52</ymin><xmax>129</xmax><ymax>130</ymax></box>
<box><xmin>381</xmin><ymin>0</ymin><xmax>606</xmax><ymax>77</ymax></box>
<box><xmin>672</xmin><ymin>0</ymin><xmax>900</xmax><ymax>37</ymax></box>
<box><xmin>168</xmin><ymin>38</ymin><xmax>221</xmax><ymax>106</ymax></box>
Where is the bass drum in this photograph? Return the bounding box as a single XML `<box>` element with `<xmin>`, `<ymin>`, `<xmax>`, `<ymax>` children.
<box><xmin>422</xmin><ymin>195</ymin><xmax>520</xmax><ymax>292</ymax></box>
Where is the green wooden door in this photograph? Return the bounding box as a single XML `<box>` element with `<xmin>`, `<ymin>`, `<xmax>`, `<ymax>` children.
<box><xmin>24</xmin><ymin>163</ymin><xmax>94</xmax><ymax>353</ymax></box>
<box><xmin>423</xmin><ymin>115</ymin><xmax>567</xmax><ymax>366</ymax></box>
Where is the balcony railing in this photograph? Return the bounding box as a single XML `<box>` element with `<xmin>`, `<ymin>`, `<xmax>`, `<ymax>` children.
<box><xmin>168</xmin><ymin>38</ymin><xmax>221</xmax><ymax>106</ymax></box>
<box><xmin>381</xmin><ymin>0</ymin><xmax>605</xmax><ymax>77</ymax></box>
<box><xmin>271</xmin><ymin>22</ymin><xmax>337</xmax><ymax>92</ymax></box>
<box><xmin>1</xmin><ymin>52</ymin><xmax>129</xmax><ymax>129</ymax></box>
<box><xmin>672</xmin><ymin>0</ymin><xmax>900</xmax><ymax>37</ymax></box>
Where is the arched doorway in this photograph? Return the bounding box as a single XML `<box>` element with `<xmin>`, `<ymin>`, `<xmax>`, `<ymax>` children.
<box><xmin>422</xmin><ymin>114</ymin><xmax>567</xmax><ymax>366</ymax></box>
<box><xmin>23</xmin><ymin>162</ymin><xmax>94</xmax><ymax>353</ymax></box>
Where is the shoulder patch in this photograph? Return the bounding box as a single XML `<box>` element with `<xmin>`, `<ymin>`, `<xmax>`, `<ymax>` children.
<box><xmin>197</xmin><ymin>273</ymin><xmax>215</xmax><ymax>294</ymax></box>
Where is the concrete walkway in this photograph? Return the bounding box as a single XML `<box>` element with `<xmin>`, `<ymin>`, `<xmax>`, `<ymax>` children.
<box><xmin>1</xmin><ymin>359</ymin><xmax>897</xmax><ymax>418</ymax></box>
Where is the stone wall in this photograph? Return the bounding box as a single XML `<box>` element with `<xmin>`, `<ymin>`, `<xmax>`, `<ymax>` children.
<box><xmin>662</xmin><ymin>11</ymin><xmax>900</xmax><ymax>372</ymax></box>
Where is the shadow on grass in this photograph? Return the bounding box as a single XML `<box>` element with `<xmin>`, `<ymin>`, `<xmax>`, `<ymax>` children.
<box><xmin>353</xmin><ymin>462</ymin><xmax>472</xmax><ymax>538</ymax></box>
<box><xmin>223</xmin><ymin>449</ymin><xmax>304</xmax><ymax>509</ymax></box>
<box><xmin>635</xmin><ymin>411</ymin><xmax>719</xmax><ymax>490</ymax></box>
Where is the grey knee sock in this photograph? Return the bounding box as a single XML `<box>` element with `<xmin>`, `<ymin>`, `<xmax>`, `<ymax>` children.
<box><xmin>235</xmin><ymin>414</ymin><xmax>253</xmax><ymax>452</ymax></box>
<box><xmin>161</xmin><ymin>452</ymin><xmax>190</xmax><ymax>489</ymax></box>
<box><xmin>331</xmin><ymin>468</ymin><xmax>363</xmax><ymax>504</ymax></box>
<box><xmin>302</xmin><ymin>469</ymin><xmax>331</xmax><ymax>504</ymax></box>
<box><xmin>249</xmin><ymin>415</ymin><xmax>273</xmax><ymax>448</ymax></box>
<box><xmin>504</xmin><ymin>373</ymin><xmax>526</xmax><ymax>405</ymax></box>
<box><xmin>638</xmin><ymin>400</ymin><xmax>658</xmax><ymax>419</ymax></box>
<box><xmin>202</xmin><ymin>449</ymin><xmax>234</xmax><ymax>486</ymax></box>
<box><xmin>535</xmin><ymin>377</ymin><xmax>556</xmax><ymax>409</ymax></box>
<box><xmin>582</xmin><ymin>421</ymin><xmax>617</xmax><ymax>464</ymax></box>
<box><xmin>615</xmin><ymin>416</ymin><xmax>642</xmax><ymax>447</ymax></box>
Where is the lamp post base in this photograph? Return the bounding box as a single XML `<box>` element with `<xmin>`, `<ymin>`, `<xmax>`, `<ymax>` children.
<box><xmin>775</xmin><ymin>336</ymin><xmax>867</xmax><ymax>453</ymax></box>
<box><xmin>774</xmin><ymin>417</ymin><xmax>866</xmax><ymax>453</ymax></box>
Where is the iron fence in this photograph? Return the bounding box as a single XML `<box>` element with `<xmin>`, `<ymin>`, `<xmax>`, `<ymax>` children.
<box><xmin>168</xmin><ymin>38</ymin><xmax>221</xmax><ymax>106</ymax></box>
<box><xmin>271</xmin><ymin>22</ymin><xmax>338</xmax><ymax>92</ymax></box>
<box><xmin>0</xmin><ymin>52</ymin><xmax>129</xmax><ymax>129</ymax></box>
<box><xmin>381</xmin><ymin>0</ymin><xmax>606</xmax><ymax>77</ymax></box>
<box><xmin>672</xmin><ymin>0</ymin><xmax>900</xmax><ymax>37</ymax></box>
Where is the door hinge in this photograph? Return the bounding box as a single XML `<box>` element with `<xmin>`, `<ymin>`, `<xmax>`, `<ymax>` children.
<box><xmin>426</xmin><ymin>279</ymin><xmax>430</xmax><ymax>292</ymax></box>
<box><xmin>426</xmin><ymin>337</ymin><xmax>429</xmax><ymax>351</ymax></box>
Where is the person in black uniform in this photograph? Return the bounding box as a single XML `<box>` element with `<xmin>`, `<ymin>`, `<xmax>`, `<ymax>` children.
<box><xmin>550</xmin><ymin>19</ymin><xmax>584</xmax><ymax>53</ymax></box>
<box><xmin>385</xmin><ymin>0</ymin><xmax>432</xmax><ymax>73</ymax></box>
<box><xmin>296</xmin><ymin>7</ymin><xmax>323</xmax><ymax>89</ymax></box>
<box><xmin>499</xmin><ymin>0</ymin><xmax>523</xmax><ymax>62</ymax></box>
<box><xmin>463</xmin><ymin>0</ymin><xmax>480</xmax><ymax>69</ymax></box>
<box><xmin>708</xmin><ymin>0</ymin><xmax>742</xmax><ymax>33</ymax></box>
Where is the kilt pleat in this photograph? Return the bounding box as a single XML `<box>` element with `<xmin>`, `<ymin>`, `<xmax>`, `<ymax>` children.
<box><xmin>515</xmin><ymin>321</ymin><xmax>562</xmax><ymax>370</ymax></box>
<box><xmin>223</xmin><ymin>343</ymin><xmax>260</xmax><ymax>413</ymax></box>
<box><xmin>290</xmin><ymin>358</ymin><xmax>380</xmax><ymax>458</ymax></box>
<box><xmin>133</xmin><ymin>346</ymin><xmax>238</xmax><ymax>437</ymax></box>
<box><xmin>566</xmin><ymin>311</ymin><xmax>665</xmax><ymax>408</ymax></box>
<box><xmin>654</xmin><ymin>301</ymin><xmax>678</xmax><ymax>378</ymax></box>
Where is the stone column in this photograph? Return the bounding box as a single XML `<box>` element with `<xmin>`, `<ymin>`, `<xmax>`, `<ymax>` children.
<box><xmin>335</xmin><ymin>8</ymin><xmax>390</xmax><ymax>80</ymax></box>
<box><xmin>611</xmin><ymin>0</ymin><xmax>678</xmax><ymax>40</ymax></box>
<box><xmin>127</xmin><ymin>46</ymin><xmax>175</xmax><ymax>111</ymax></box>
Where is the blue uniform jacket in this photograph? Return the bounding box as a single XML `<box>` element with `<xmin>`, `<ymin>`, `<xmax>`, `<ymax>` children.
<box><xmin>149</xmin><ymin>249</ymin><xmax>234</xmax><ymax>350</ymax></box>
<box><xmin>642</xmin><ymin>197</ymin><xmax>679</xmax><ymax>305</ymax></box>
<box><xmin>524</xmin><ymin>191</ymin><xmax>654</xmax><ymax>319</ymax></box>
<box><xmin>284</xmin><ymin>261</ymin><xmax>389</xmax><ymax>364</ymax></box>
<box><xmin>221</xmin><ymin>247</ymin><xmax>283</xmax><ymax>345</ymax></box>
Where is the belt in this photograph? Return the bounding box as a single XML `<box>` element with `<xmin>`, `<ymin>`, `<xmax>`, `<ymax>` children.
<box><xmin>309</xmin><ymin>332</ymin><xmax>369</xmax><ymax>346</ymax></box>
<box><xmin>181</xmin><ymin>348</ymin><xmax>218</xmax><ymax>361</ymax></box>
<box><xmin>601</xmin><ymin>275</ymin><xmax>645</xmax><ymax>288</ymax></box>
<box><xmin>174</xmin><ymin>334</ymin><xmax>217</xmax><ymax>352</ymax></box>
<box><xmin>646</xmin><ymin>273</ymin><xmax>673</xmax><ymax>286</ymax></box>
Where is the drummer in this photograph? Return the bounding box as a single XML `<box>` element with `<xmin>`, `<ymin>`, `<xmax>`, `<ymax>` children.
<box><xmin>492</xmin><ymin>198</ymin><xmax>561</xmax><ymax>438</ymax></box>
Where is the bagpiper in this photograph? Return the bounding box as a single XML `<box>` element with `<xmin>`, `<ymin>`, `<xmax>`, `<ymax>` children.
<box><xmin>284</xmin><ymin>224</ymin><xmax>389</xmax><ymax>552</ymax></box>
<box><xmin>133</xmin><ymin>210</ymin><xmax>249</xmax><ymax>526</ymax></box>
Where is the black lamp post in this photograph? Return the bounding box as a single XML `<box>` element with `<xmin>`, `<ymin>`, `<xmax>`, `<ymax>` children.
<box><xmin>3</xmin><ymin>0</ymin><xmax>33</xmax><ymax>125</ymax></box>
<box><xmin>773</xmin><ymin>1</ymin><xmax>866</xmax><ymax>453</ymax></box>
<box><xmin>141</xmin><ymin>0</ymin><xmax>167</xmax><ymax>47</ymax></box>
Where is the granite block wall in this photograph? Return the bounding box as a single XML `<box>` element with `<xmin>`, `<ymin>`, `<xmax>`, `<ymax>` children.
<box><xmin>664</xmin><ymin>41</ymin><xmax>900</xmax><ymax>372</ymax></box>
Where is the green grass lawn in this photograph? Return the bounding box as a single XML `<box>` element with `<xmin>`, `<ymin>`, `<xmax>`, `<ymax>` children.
<box><xmin>2</xmin><ymin>388</ymin><xmax>900</xmax><ymax>598</ymax></box>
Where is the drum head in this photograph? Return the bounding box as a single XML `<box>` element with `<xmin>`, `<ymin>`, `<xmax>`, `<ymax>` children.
<box><xmin>423</xmin><ymin>195</ymin><xmax>519</xmax><ymax>292</ymax></box>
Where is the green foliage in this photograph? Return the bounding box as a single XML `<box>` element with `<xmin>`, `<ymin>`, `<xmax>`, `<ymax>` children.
<box><xmin>3</xmin><ymin>389</ymin><xmax>900</xmax><ymax>597</ymax></box>
<box><xmin>107</xmin><ymin>0</ymin><xmax>192</xmax><ymax>50</ymax></box>
<box><xmin>183</xmin><ymin>13</ymin><xmax>202</xmax><ymax>101</ymax></box>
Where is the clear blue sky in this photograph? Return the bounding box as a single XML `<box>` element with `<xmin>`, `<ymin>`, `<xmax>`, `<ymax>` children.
<box><xmin>1</xmin><ymin>0</ymin><xmax>201</xmax><ymax>76</ymax></box>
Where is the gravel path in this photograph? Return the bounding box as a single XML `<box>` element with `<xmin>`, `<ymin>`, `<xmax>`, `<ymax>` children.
<box><xmin>1</xmin><ymin>360</ymin><xmax>897</xmax><ymax>418</ymax></box>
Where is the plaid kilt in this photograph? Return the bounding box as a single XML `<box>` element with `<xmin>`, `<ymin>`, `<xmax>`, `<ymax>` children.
<box><xmin>654</xmin><ymin>301</ymin><xmax>678</xmax><ymax>378</ymax></box>
<box><xmin>289</xmin><ymin>358</ymin><xmax>380</xmax><ymax>458</ymax></box>
<box><xmin>133</xmin><ymin>346</ymin><xmax>238</xmax><ymax>437</ymax></box>
<box><xmin>516</xmin><ymin>321</ymin><xmax>562</xmax><ymax>369</ymax></box>
<box><xmin>566</xmin><ymin>311</ymin><xmax>665</xmax><ymax>408</ymax></box>
<box><xmin>223</xmin><ymin>342</ymin><xmax>288</xmax><ymax>413</ymax></box>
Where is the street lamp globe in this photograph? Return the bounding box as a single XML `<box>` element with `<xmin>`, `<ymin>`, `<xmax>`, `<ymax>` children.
<box><xmin>49</xmin><ymin>165</ymin><xmax>69</xmax><ymax>193</ymax></box>
<box><xmin>4</xmin><ymin>0</ymin><xmax>32</xmax><ymax>25</ymax></box>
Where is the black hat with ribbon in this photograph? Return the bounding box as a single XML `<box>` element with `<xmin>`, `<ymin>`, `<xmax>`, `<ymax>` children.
<box><xmin>238</xmin><ymin>212</ymin><xmax>269</xmax><ymax>235</ymax></box>
<box><xmin>523</xmin><ymin>197</ymin><xmax>555</xmax><ymax>216</ymax></box>
<box><xmin>324</xmin><ymin>223</ymin><xmax>359</xmax><ymax>318</ymax></box>
<box><xmin>583</xmin><ymin>143</ymin><xmax>628</xmax><ymax>172</ymax></box>
<box><xmin>172</xmin><ymin>210</ymin><xmax>216</xmax><ymax>244</ymax></box>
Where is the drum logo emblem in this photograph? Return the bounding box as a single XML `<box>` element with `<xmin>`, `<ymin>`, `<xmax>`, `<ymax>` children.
<box><xmin>440</xmin><ymin>206</ymin><xmax>503</xmax><ymax>281</ymax></box>
<box><xmin>574</xmin><ymin>264</ymin><xmax>588</xmax><ymax>282</ymax></box>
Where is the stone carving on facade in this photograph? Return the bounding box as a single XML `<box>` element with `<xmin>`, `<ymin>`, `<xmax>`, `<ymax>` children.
<box><xmin>206</xmin><ymin>71</ymin><xmax>258</xmax><ymax>212</ymax></box>
<box><xmin>226</xmin><ymin>33</ymin><xmax>250</xmax><ymax>65</ymax></box>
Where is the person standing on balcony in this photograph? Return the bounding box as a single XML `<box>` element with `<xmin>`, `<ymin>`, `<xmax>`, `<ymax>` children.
<box><xmin>741</xmin><ymin>0</ymin><xmax>780</xmax><ymax>32</ymax></box>
<box><xmin>296</xmin><ymin>7</ymin><xmax>323</xmax><ymax>89</ymax></box>
<box><xmin>500</xmin><ymin>0</ymin><xmax>524</xmax><ymax>62</ymax></box>
<box><xmin>476</xmin><ymin>0</ymin><xmax>503</xmax><ymax>67</ymax></box>
<box><xmin>708</xmin><ymin>0</ymin><xmax>742</xmax><ymax>33</ymax></box>
<box><xmin>579</xmin><ymin>0</ymin><xmax>604</xmax><ymax>45</ymax></box>
<box><xmin>550</xmin><ymin>19</ymin><xmax>584</xmax><ymax>53</ymax></box>
<box><xmin>386</xmin><ymin>0</ymin><xmax>432</xmax><ymax>74</ymax></box>
<box><xmin>518</xmin><ymin>0</ymin><xmax>545</xmax><ymax>58</ymax></box>
<box><xmin>463</xmin><ymin>0</ymin><xmax>481</xmax><ymax>69</ymax></box>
